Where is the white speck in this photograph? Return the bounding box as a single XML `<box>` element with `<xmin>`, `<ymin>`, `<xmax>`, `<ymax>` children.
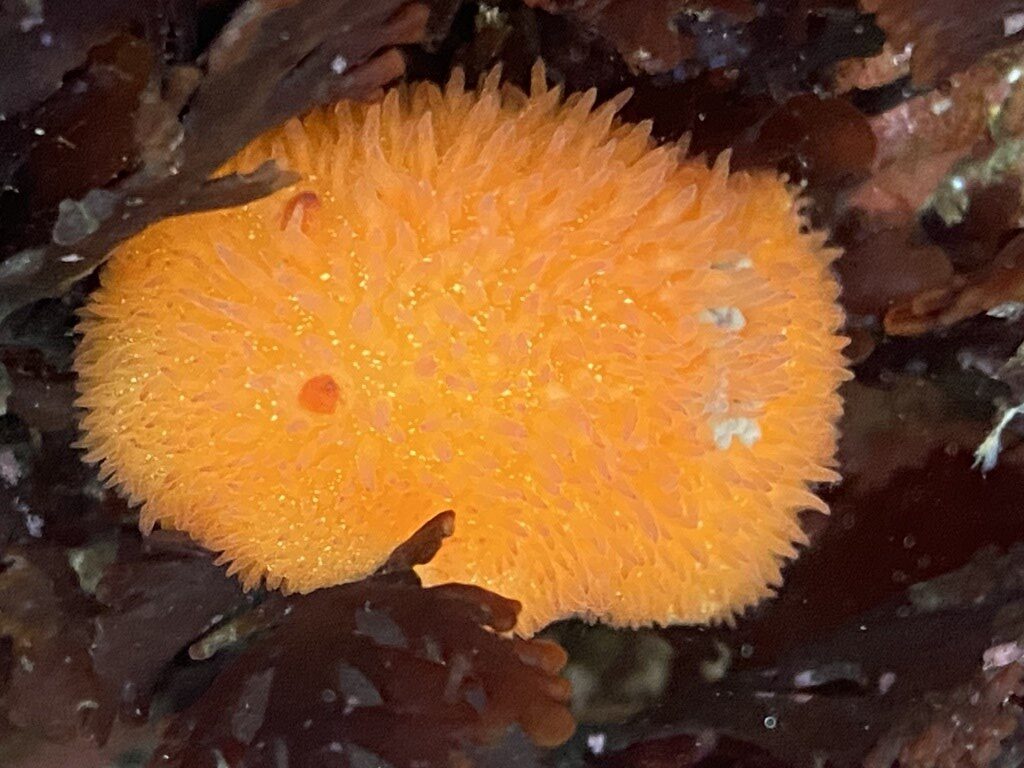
<box><xmin>19</xmin><ymin>655</ymin><xmax>34</xmax><ymax>672</ymax></box>
<box><xmin>76</xmin><ymin>699</ymin><xmax>100</xmax><ymax>713</ymax></box>
<box><xmin>587</xmin><ymin>733</ymin><xmax>607</xmax><ymax>755</ymax></box>
<box><xmin>763</xmin><ymin>715</ymin><xmax>778</xmax><ymax>729</ymax></box>
<box><xmin>929</xmin><ymin>97</ymin><xmax>952</xmax><ymax>116</ymax></box>
<box><xmin>951</xmin><ymin>176</ymin><xmax>966</xmax><ymax>191</ymax></box>
<box><xmin>32</xmin><ymin>127</ymin><xmax>45</xmax><ymax>136</ymax></box>
<box><xmin>24</xmin><ymin>512</ymin><xmax>43</xmax><ymax>538</ymax></box>
<box><xmin>479</xmin><ymin>3</ymin><xmax>503</xmax><ymax>25</ymax></box>
<box><xmin>700</xmin><ymin>306</ymin><xmax>746</xmax><ymax>331</ymax></box>
<box><xmin>19</xmin><ymin>15</ymin><xmax>43</xmax><ymax>32</ymax></box>
<box><xmin>984</xmin><ymin>640</ymin><xmax>1024</xmax><ymax>669</ymax></box>
<box><xmin>330</xmin><ymin>55</ymin><xmax>348</xmax><ymax>75</ymax></box>
<box><xmin>987</xmin><ymin>301</ymin><xmax>1024</xmax><ymax>320</ymax></box>
<box><xmin>713</xmin><ymin>417</ymin><xmax>761</xmax><ymax>449</ymax></box>
<box><xmin>0</xmin><ymin>449</ymin><xmax>21</xmax><ymax>486</ymax></box>
<box><xmin>699</xmin><ymin>639</ymin><xmax>732</xmax><ymax>682</ymax></box>
<box><xmin>792</xmin><ymin>670</ymin><xmax>820</xmax><ymax>688</ymax></box>
<box><xmin>39</xmin><ymin>31</ymin><xmax>52</xmax><ymax>46</ymax></box>
<box><xmin>877</xmin><ymin>671</ymin><xmax>897</xmax><ymax>694</ymax></box>
<box><xmin>1010</xmin><ymin>67</ymin><xmax>1023</xmax><ymax>84</ymax></box>
<box><xmin>711</xmin><ymin>254</ymin><xmax>753</xmax><ymax>271</ymax></box>
<box><xmin>974</xmin><ymin>400</ymin><xmax>1024</xmax><ymax>472</ymax></box>
<box><xmin>1005</xmin><ymin>11</ymin><xmax>1024</xmax><ymax>36</ymax></box>
<box><xmin>59</xmin><ymin>253</ymin><xmax>83</xmax><ymax>263</ymax></box>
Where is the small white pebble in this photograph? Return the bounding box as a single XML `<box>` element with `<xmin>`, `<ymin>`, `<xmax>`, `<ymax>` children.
<box><xmin>587</xmin><ymin>733</ymin><xmax>607</xmax><ymax>755</ymax></box>
<box><xmin>330</xmin><ymin>55</ymin><xmax>348</xmax><ymax>75</ymax></box>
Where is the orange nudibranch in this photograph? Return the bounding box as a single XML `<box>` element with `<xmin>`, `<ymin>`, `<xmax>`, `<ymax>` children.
<box><xmin>74</xmin><ymin>66</ymin><xmax>848</xmax><ymax>635</ymax></box>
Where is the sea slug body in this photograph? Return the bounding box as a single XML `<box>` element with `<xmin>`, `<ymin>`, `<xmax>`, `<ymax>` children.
<box><xmin>74</xmin><ymin>66</ymin><xmax>848</xmax><ymax>635</ymax></box>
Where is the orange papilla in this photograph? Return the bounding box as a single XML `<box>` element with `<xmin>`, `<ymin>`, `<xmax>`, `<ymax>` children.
<box><xmin>73</xmin><ymin>66</ymin><xmax>848</xmax><ymax>634</ymax></box>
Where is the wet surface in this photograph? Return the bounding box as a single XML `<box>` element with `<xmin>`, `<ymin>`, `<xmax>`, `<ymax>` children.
<box><xmin>6</xmin><ymin>0</ymin><xmax>1024</xmax><ymax>766</ymax></box>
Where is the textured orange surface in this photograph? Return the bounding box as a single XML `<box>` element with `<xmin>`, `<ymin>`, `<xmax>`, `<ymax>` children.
<box><xmin>75</xmin><ymin>67</ymin><xmax>848</xmax><ymax>634</ymax></box>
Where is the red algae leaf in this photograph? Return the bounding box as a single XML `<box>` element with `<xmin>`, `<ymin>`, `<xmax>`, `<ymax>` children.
<box><xmin>90</xmin><ymin>540</ymin><xmax>249</xmax><ymax>722</ymax></box>
<box><xmin>1</xmin><ymin>531</ymin><xmax>248</xmax><ymax>748</ymax></box>
<box><xmin>524</xmin><ymin>0</ymin><xmax>754</xmax><ymax>75</ymax></box>
<box><xmin>861</xmin><ymin>0</ymin><xmax>1024</xmax><ymax>85</ymax></box>
<box><xmin>148</xmin><ymin>572</ymin><xmax>574</xmax><ymax>768</ymax></box>
<box><xmin>731</xmin><ymin>93</ymin><xmax>876</xmax><ymax>185</ymax></box>
<box><xmin>529</xmin><ymin>6</ymin><xmax>882</xmax><ymax>188</ymax></box>
<box><xmin>0</xmin><ymin>1</ymin><xmax>165</xmax><ymax>118</ymax></box>
<box><xmin>864</xmin><ymin>659</ymin><xmax>1024</xmax><ymax>768</ymax></box>
<box><xmin>845</xmin><ymin>55</ymin><xmax>1017</xmax><ymax>222</ymax></box>
<box><xmin>377</xmin><ymin>510</ymin><xmax>457</xmax><ymax>576</ymax></box>
<box><xmin>835</xmin><ymin>225</ymin><xmax>954</xmax><ymax>316</ymax></box>
<box><xmin>585</xmin><ymin>734</ymin><xmax>797</xmax><ymax>768</ymax></box>
<box><xmin>0</xmin><ymin>0</ymin><xmax>438</xmax><ymax>321</ymax></box>
<box><xmin>837</xmin><ymin>378</ymin><xmax>987</xmax><ymax>493</ymax></box>
<box><xmin>885</xmin><ymin>232</ymin><xmax>1024</xmax><ymax>335</ymax></box>
<box><xmin>0</xmin><ymin>545</ymin><xmax>115</xmax><ymax>743</ymax></box>
<box><xmin>837</xmin><ymin>51</ymin><xmax>1024</xmax><ymax>326</ymax></box>
<box><xmin>596</xmin><ymin>538</ymin><xmax>1024</xmax><ymax>767</ymax></box>
<box><xmin>832</xmin><ymin>41</ymin><xmax>913</xmax><ymax>93</ymax></box>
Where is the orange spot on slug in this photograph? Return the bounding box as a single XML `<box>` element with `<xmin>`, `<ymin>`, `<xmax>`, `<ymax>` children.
<box><xmin>298</xmin><ymin>374</ymin><xmax>341</xmax><ymax>414</ymax></box>
<box><xmin>280</xmin><ymin>191</ymin><xmax>321</xmax><ymax>233</ymax></box>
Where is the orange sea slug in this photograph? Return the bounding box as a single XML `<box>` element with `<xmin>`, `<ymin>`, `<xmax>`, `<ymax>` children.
<box><xmin>74</xmin><ymin>66</ymin><xmax>848</xmax><ymax>635</ymax></box>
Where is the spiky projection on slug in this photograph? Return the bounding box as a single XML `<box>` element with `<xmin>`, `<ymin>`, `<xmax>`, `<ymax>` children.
<box><xmin>74</xmin><ymin>66</ymin><xmax>848</xmax><ymax>635</ymax></box>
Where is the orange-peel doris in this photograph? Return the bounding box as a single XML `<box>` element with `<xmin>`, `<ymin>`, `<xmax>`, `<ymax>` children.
<box><xmin>74</xmin><ymin>67</ymin><xmax>847</xmax><ymax>634</ymax></box>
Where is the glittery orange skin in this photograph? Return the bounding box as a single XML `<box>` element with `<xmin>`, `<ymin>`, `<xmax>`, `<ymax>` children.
<box><xmin>74</xmin><ymin>67</ymin><xmax>848</xmax><ymax>635</ymax></box>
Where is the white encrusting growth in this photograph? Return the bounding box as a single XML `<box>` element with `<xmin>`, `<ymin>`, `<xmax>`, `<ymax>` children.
<box><xmin>712</xmin><ymin>417</ymin><xmax>762</xmax><ymax>450</ymax></box>
<box><xmin>699</xmin><ymin>306</ymin><xmax>747</xmax><ymax>331</ymax></box>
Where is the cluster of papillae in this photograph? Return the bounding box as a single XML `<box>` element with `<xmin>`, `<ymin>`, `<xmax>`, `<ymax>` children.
<box><xmin>75</xmin><ymin>66</ymin><xmax>847</xmax><ymax>634</ymax></box>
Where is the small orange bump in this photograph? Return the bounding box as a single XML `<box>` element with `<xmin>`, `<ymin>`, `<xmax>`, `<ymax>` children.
<box><xmin>280</xmin><ymin>191</ymin><xmax>321</xmax><ymax>233</ymax></box>
<box><xmin>298</xmin><ymin>374</ymin><xmax>340</xmax><ymax>414</ymax></box>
